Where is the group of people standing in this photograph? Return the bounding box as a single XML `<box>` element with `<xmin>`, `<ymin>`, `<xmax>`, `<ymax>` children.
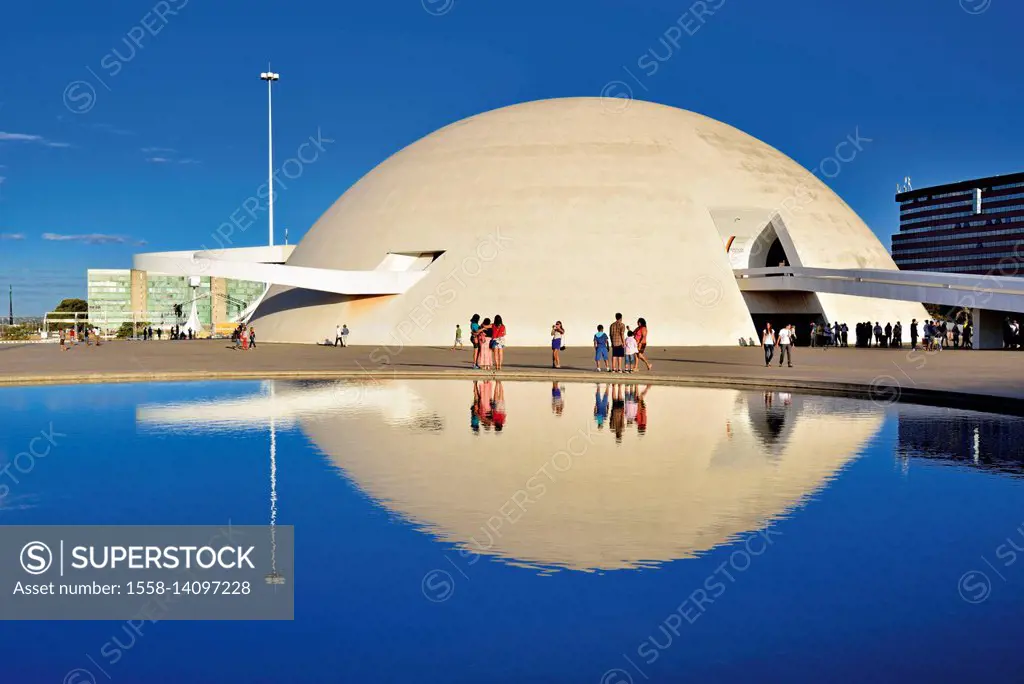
<box><xmin>468</xmin><ymin>314</ymin><xmax>508</xmax><ymax>371</ymax></box>
<box><xmin>141</xmin><ymin>325</ymin><xmax>193</xmax><ymax>340</ymax></box>
<box><xmin>809</xmin><ymin>321</ymin><xmax>849</xmax><ymax>348</ymax></box>
<box><xmin>591</xmin><ymin>314</ymin><xmax>653</xmax><ymax>373</ymax></box>
<box><xmin>58</xmin><ymin>325</ymin><xmax>99</xmax><ymax>351</ymax></box>
<box><xmin>461</xmin><ymin>313</ymin><xmax>652</xmax><ymax>373</ymax></box>
<box><xmin>857</xmin><ymin>321</ymin><xmax>904</xmax><ymax>348</ymax></box>
<box><xmin>915</xmin><ymin>318</ymin><xmax>974</xmax><ymax>351</ymax></box>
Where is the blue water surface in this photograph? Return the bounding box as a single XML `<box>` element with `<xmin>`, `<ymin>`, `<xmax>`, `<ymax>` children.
<box><xmin>1</xmin><ymin>379</ymin><xmax>1022</xmax><ymax>684</ymax></box>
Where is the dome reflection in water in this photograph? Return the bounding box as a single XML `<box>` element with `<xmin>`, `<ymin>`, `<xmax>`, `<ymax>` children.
<box><xmin>140</xmin><ymin>379</ymin><xmax>885</xmax><ymax>572</ymax></box>
<box><xmin>13</xmin><ymin>377</ymin><xmax>1014</xmax><ymax>682</ymax></box>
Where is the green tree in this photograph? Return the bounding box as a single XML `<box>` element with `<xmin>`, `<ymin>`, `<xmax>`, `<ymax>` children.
<box><xmin>115</xmin><ymin>321</ymin><xmax>151</xmax><ymax>339</ymax></box>
<box><xmin>54</xmin><ymin>298</ymin><xmax>88</xmax><ymax>313</ymax></box>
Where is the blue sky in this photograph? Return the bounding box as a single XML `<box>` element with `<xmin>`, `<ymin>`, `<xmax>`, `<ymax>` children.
<box><xmin>0</xmin><ymin>0</ymin><xmax>1020</xmax><ymax>314</ymax></box>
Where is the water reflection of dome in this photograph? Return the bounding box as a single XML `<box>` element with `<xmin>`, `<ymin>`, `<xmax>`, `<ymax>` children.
<box><xmin>293</xmin><ymin>380</ymin><xmax>884</xmax><ymax>571</ymax></box>
<box><xmin>136</xmin><ymin>379</ymin><xmax>884</xmax><ymax>571</ymax></box>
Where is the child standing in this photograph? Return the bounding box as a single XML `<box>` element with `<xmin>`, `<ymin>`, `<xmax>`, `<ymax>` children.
<box><xmin>593</xmin><ymin>324</ymin><xmax>610</xmax><ymax>372</ymax></box>
<box><xmin>624</xmin><ymin>330</ymin><xmax>639</xmax><ymax>373</ymax></box>
<box><xmin>452</xmin><ymin>325</ymin><xmax>463</xmax><ymax>350</ymax></box>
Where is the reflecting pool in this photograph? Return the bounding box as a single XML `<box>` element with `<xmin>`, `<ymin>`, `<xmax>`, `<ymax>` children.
<box><xmin>2</xmin><ymin>379</ymin><xmax>1024</xmax><ymax>683</ymax></box>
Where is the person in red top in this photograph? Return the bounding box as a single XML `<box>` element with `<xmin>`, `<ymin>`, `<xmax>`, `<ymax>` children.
<box><xmin>491</xmin><ymin>314</ymin><xmax>507</xmax><ymax>371</ymax></box>
<box><xmin>634</xmin><ymin>317</ymin><xmax>653</xmax><ymax>371</ymax></box>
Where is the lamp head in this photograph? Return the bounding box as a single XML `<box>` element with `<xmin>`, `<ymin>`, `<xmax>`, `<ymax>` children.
<box><xmin>260</xmin><ymin>72</ymin><xmax>280</xmax><ymax>81</ymax></box>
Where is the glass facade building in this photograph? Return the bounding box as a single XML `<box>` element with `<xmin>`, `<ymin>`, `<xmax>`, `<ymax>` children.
<box><xmin>86</xmin><ymin>270</ymin><xmax>265</xmax><ymax>332</ymax></box>
<box><xmin>892</xmin><ymin>172</ymin><xmax>1024</xmax><ymax>276</ymax></box>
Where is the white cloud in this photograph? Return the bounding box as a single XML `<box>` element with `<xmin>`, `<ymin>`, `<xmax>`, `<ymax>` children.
<box><xmin>42</xmin><ymin>233</ymin><xmax>137</xmax><ymax>245</ymax></box>
<box><xmin>0</xmin><ymin>131</ymin><xmax>71</xmax><ymax>148</ymax></box>
<box><xmin>0</xmin><ymin>132</ymin><xmax>43</xmax><ymax>142</ymax></box>
<box><xmin>0</xmin><ymin>232</ymin><xmax>25</xmax><ymax>240</ymax></box>
<box><xmin>141</xmin><ymin>147</ymin><xmax>176</xmax><ymax>153</ymax></box>
<box><xmin>146</xmin><ymin>157</ymin><xmax>171</xmax><ymax>163</ymax></box>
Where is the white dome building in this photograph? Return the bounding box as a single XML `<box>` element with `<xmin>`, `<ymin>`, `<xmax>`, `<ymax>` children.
<box><xmin>251</xmin><ymin>98</ymin><xmax>925</xmax><ymax>345</ymax></box>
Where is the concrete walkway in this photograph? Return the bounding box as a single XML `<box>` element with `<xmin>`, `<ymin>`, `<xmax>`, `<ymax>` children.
<box><xmin>1</xmin><ymin>340</ymin><xmax>1022</xmax><ymax>413</ymax></box>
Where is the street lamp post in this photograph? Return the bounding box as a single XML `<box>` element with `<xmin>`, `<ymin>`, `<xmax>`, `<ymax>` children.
<box><xmin>260</xmin><ymin>68</ymin><xmax>280</xmax><ymax>247</ymax></box>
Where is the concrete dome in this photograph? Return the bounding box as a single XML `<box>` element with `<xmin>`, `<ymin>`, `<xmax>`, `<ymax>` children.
<box><xmin>252</xmin><ymin>98</ymin><xmax>924</xmax><ymax>346</ymax></box>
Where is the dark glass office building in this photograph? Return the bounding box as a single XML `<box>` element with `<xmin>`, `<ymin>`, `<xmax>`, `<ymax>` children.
<box><xmin>892</xmin><ymin>171</ymin><xmax>1024</xmax><ymax>276</ymax></box>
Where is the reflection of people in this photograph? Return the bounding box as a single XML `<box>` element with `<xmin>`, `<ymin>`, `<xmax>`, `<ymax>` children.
<box><xmin>492</xmin><ymin>381</ymin><xmax>506</xmax><ymax>431</ymax></box>
<box><xmin>478</xmin><ymin>380</ymin><xmax>494</xmax><ymax>429</ymax></box>
<box><xmin>610</xmin><ymin>384</ymin><xmax>626</xmax><ymax>442</ymax></box>
<box><xmin>551</xmin><ymin>382</ymin><xmax>564</xmax><ymax>416</ymax></box>
<box><xmin>625</xmin><ymin>385</ymin><xmax>639</xmax><ymax>424</ymax></box>
<box><xmin>470</xmin><ymin>382</ymin><xmax>482</xmax><ymax>433</ymax></box>
<box><xmin>637</xmin><ymin>385</ymin><xmax>649</xmax><ymax>435</ymax></box>
<box><xmin>594</xmin><ymin>384</ymin><xmax>609</xmax><ymax>429</ymax></box>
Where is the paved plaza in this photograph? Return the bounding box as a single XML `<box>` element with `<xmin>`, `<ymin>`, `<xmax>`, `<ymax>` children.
<box><xmin>1</xmin><ymin>340</ymin><xmax>1022</xmax><ymax>414</ymax></box>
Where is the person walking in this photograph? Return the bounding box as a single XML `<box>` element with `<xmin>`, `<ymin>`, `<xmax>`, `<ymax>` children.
<box><xmin>910</xmin><ymin>319</ymin><xmax>919</xmax><ymax>350</ymax></box>
<box><xmin>249</xmin><ymin>327</ymin><xmax>256</xmax><ymax>349</ymax></box>
<box><xmin>551</xmin><ymin>320</ymin><xmax>565</xmax><ymax>369</ymax></box>
<box><xmin>59</xmin><ymin>328</ymin><xmax>67</xmax><ymax>351</ymax></box>
<box><xmin>341</xmin><ymin>324</ymin><xmax>350</xmax><ymax>347</ymax></box>
<box><xmin>777</xmin><ymin>324</ymin><xmax>794</xmax><ymax>367</ymax></box>
<box><xmin>609</xmin><ymin>313</ymin><xmax>626</xmax><ymax>373</ymax></box>
<box><xmin>594</xmin><ymin>324</ymin><xmax>610</xmax><ymax>372</ymax></box>
<box><xmin>761</xmin><ymin>322</ymin><xmax>776</xmax><ymax>367</ymax></box>
<box><xmin>452</xmin><ymin>325</ymin><xmax>463</xmax><ymax>350</ymax></box>
<box><xmin>335</xmin><ymin>324</ymin><xmax>343</xmax><ymax>347</ymax></box>
<box><xmin>634</xmin><ymin>317</ymin><xmax>653</xmax><ymax>371</ymax></box>
<box><xmin>809</xmin><ymin>321</ymin><xmax>817</xmax><ymax>348</ymax></box>
<box><xmin>491</xmin><ymin>315</ymin><xmax>506</xmax><ymax>371</ymax></box>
